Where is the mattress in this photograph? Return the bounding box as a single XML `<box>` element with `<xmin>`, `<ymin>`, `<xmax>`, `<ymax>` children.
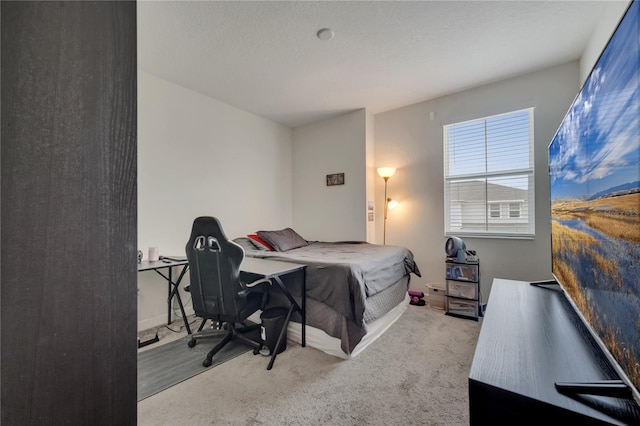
<box><xmin>250</xmin><ymin>290</ymin><xmax>411</xmax><ymax>360</ymax></box>
<box><xmin>236</xmin><ymin>238</ymin><xmax>421</xmax><ymax>356</ymax></box>
<box><xmin>284</xmin><ymin>293</ymin><xmax>411</xmax><ymax>360</ymax></box>
<box><xmin>250</xmin><ymin>272</ymin><xmax>412</xmax><ymax>358</ymax></box>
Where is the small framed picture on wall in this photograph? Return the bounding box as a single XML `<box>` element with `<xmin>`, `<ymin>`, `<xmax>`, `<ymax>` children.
<box><xmin>326</xmin><ymin>173</ymin><xmax>345</xmax><ymax>186</ymax></box>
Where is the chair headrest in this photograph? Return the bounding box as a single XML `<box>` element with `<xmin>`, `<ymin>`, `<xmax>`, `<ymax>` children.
<box><xmin>186</xmin><ymin>216</ymin><xmax>244</xmax><ymax>259</ymax></box>
<box><xmin>189</xmin><ymin>216</ymin><xmax>226</xmax><ymax>240</ymax></box>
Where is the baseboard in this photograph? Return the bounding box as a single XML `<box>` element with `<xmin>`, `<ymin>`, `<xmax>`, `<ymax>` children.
<box><xmin>137</xmin><ymin>306</ymin><xmax>195</xmax><ymax>332</ymax></box>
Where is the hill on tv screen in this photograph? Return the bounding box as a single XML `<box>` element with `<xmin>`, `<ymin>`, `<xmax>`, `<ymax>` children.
<box><xmin>549</xmin><ymin>0</ymin><xmax>639</xmax><ymax>395</ymax></box>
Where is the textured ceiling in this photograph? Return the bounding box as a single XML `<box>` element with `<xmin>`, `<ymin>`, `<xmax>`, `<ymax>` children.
<box><xmin>138</xmin><ymin>1</ymin><xmax>626</xmax><ymax>128</ymax></box>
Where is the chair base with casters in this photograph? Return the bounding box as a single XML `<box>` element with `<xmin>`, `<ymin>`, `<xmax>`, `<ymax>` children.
<box><xmin>187</xmin><ymin>319</ymin><xmax>263</xmax><ymax>367</ymax></box>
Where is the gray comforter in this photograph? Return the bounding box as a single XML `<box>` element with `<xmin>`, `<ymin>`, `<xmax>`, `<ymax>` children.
<box><xmin>247</xmin><ymin>241</ymin><xmax>421</xmax><ymax>328</ymax></box>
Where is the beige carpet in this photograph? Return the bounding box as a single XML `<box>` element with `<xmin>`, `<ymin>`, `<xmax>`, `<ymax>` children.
<box><xmin>137</xmin><ymin>305</ymin><xmax>481</xmax><ymax>425</ymax></box>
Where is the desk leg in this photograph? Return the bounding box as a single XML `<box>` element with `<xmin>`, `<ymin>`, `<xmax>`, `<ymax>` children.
<box><xmin>156</xmin><ymin>265</ymin><xmax>192</xmax><ymax>335</ymax></box>
<box><xmin>167</xmin><ymin>268</ymin><xmax>173</xmax><ymax>325</ymax></box>
<box><xmin>169</xmin><ymin>265</ymin><xmax>192</xmax><ymax>335</ymax></box>
<box><xmin>267</xmin><ymin>304</ymin><xmax>294</xmax><ymax>370</ymax></box>
<box><xmin>272</xmin><ymin>270</ymin><xmax>305</xmax><ymax>349</ymax></box>
<box><xmin>171</xmin><ymin>291</ymin><xmax>192</xmax><ymax>335</ymax></box>
<box><xmin>301</xmin><ymin>269</ymin><xmax>306</xmax><ymax>347</ymax></box>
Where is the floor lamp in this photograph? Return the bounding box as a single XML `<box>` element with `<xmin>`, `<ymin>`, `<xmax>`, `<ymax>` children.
<box><xmin>377</xmin><ymin>167</ymin><xmax>397</xmax><ymax>245</ymax></box>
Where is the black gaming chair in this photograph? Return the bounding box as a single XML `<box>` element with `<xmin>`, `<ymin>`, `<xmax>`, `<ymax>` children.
<box><xmin>185</xmin><ymin>216</ymin><xmax>271</xmax><ymax>367</ymax></box>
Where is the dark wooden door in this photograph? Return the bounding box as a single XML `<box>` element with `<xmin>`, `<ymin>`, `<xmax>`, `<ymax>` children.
<box><xmin>1</xmin><ymin>1</ymin><xmax>137</xmax><ymax>424</ymax></box>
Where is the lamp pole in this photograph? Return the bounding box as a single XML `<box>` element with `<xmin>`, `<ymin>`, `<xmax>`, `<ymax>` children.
<box><xmin>377</xmin><ymin>167</ymin><xmax>396</xmax><ymax>246</ymax></box>
<box><xmin>383</xmin><ymin>176</ymin><xmax>389</xmax><ymax>245</ymax></box>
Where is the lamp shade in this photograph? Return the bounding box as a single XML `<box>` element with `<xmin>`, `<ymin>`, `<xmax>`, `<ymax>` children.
<box><xmin>377</xmin><ymin>167</ymin><xmax>396</xmax><ymax>178</ymax></box>
<box><xmin>387</xmin><ymin>198</ymin><xmax>399</xmax><ymax>210</ymax></box>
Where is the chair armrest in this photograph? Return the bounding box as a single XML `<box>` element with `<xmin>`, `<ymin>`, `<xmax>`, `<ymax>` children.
<box><xmin>245</xmin><ymin>277</ymin><xmax>272</xmax><ymax>288</ymax></box>
<box><xmin>237</xmin><ymin>277</ymin><xmax>272</xmax><ymax>299</ymax></box>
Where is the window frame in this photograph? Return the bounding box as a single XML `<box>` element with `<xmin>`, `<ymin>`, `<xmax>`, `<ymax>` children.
<box><xmin>443</xmin><ymin>108</ymin><xmax>535</xmax><ymax>239</ymax></box>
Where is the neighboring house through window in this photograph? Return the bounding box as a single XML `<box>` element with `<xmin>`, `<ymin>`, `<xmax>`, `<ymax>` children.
<box><xmin>509</xmin><ymin>202</ymin><xmax>521</xmax><ymax>218</ymax></box>
<box><xmin>489</xmin><ymin>203</ymin><xmax>500</xmax><ymax>218</ymax></box>
<box><xmin>443</xmin><ymin>108</ymin><xmax>535</xmax><ymax>238</ymax></box>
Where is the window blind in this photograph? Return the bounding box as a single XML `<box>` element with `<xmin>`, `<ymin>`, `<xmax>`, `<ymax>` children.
<box><xmin>444</xmin><ymin>108</ymin><xmax>535</xmax><ymax>238</ymax></box>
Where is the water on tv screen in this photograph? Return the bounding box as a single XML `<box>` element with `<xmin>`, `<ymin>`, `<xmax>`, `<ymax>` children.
<box><xmin>549</xmin><ymin>0</ymin><xmax>639</xmax><ymax>397</ymax></box>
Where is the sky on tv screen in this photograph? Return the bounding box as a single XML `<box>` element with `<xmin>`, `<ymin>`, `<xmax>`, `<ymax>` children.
<box><xmin>550</xmin><ymin>0</ymin><xmax>639</xmax><ymax>200</ymax></box>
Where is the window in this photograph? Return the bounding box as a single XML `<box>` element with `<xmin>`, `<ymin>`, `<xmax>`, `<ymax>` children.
<box><xmin>489</xmin><ymin>203</ymin><xmax>500</xmax><ymax>218</ymax></box>
<box><xmin>487</xmin><ymin>202</ymin><xmax>523</xmax><ymax>219</ymax></box>
<box><xmin>509</xmin><ymin>202</ymin><xmax>521</xmax><ymax>218</ymax></box>
<box><xmin>444</xmin><ymin>108</ymin><xmax>535</xmax><ymax>238</ymax></box>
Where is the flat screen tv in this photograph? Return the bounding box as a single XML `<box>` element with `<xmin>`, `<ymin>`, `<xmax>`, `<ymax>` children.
<box><xmin>548</xmin><ymin>0</ymin><xmax>639</xmax><ymax>403</ymax></box>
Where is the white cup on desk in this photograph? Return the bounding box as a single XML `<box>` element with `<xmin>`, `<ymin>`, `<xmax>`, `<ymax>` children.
<box><xmin>148</xmin><ymin>247</ymin><xmax>159</xmax><ymax>262</ymax></box>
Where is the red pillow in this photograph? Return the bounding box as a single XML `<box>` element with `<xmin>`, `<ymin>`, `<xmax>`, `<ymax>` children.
<box><xmin>247</xmin><ymin>234</ymin><xmax>275</xmax><ymax>251</ymax></box>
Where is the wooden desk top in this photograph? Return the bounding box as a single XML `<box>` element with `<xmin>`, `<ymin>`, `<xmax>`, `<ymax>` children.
<box><xmin>240</xmin><ymin>257</ymin><xmax>305</xmax><ymax>278</ymax></box>
<box><xmin>137</xmin><ymin>255</ymin><xmax>304</xmax><ymax>278</ymax></box>
<box><xmin>137</xmin><ymin>257</ymin><xmax>188</xmax><ymax>272</ymax></box>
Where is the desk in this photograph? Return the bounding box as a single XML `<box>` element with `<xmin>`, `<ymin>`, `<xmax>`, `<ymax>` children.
<box><xmin>138</xmin><ymin>258</ymin><xmax>191</xmax><ymax>335</ymax></box>
<box><xmin>138</xmin><ymin>256</ymin><xmax>306</xmax><ymax>368</ymax></box>
<box><xmin>241</xmin><ymin>257</ymin><xmax>306</xmax><ymax>370</ymax></box>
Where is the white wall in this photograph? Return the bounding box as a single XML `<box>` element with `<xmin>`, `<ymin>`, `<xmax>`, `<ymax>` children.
<box><xmin>374</xmin><ymin>62</ymin><xmax>580</xmax><ymax>302</ymax></box>
<box><xmin>365</xmin><ymin>110</ymin><xmax>376</xmax><ymax>243</ymax></box>
<box><xmin>580</xmin><ymin>1</ymin><xmax>630</xmax><ymax>84</ymax></box>
<box><xmin>292</xmin><ymin>109</ymin><xmax>369</xmax><ymax>242</ymax></box>
<box><xmin>137</xmin><ymin>70</ymin><xmax>293</xmax><ymax>330</ymax></box>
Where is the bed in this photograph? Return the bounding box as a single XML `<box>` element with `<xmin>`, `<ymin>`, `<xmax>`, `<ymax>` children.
<box><xmin>234</xmin><ymin>228</ymin><xmax>421</xmax><ymax>359</ymax></box>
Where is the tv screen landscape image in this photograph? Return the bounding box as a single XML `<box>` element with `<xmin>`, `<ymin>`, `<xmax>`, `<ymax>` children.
<box><xmin>549</xmin><ymin>0</ymin><xmax>639</xmax><ymax>399</ymax></box>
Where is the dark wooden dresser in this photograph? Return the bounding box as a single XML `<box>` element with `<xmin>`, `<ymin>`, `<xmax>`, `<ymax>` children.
<box><xmin>469</xmin><ymin>279</ymin><xmax>640</xmax><ymax>425</ymax></box>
